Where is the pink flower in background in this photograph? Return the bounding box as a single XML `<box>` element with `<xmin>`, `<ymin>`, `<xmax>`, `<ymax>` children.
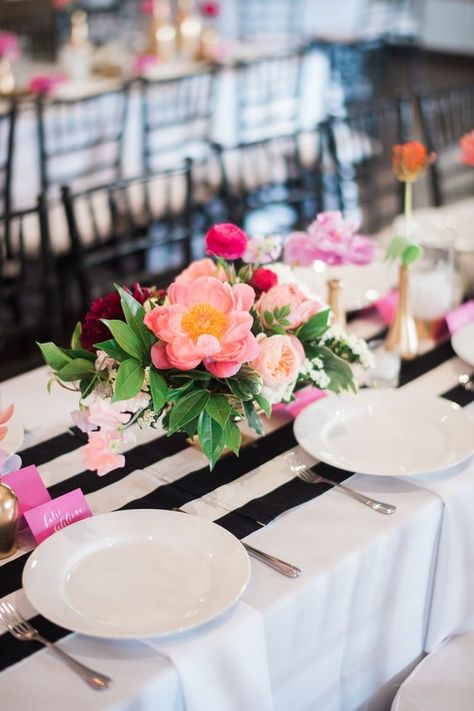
<box><xmin>82</xmin><ymin>430</ymin><xmax>125</xmax><ymax>477</ymax></box>
<box><xmin>258</xmin><ymin>283</ymin><xmax>320</xmax><ymax>330</ymax></box>
<box><xmin>199</xmin><ymin>1</ymin><xmax>220</xmax><ymax>17</ymax></box>
<box><xmin>28</xmin><ymin>74</ymin><xmax>66</xmax><ymax>95</ymax></box>
<box><xmin>460</xmin><ymin>130</ymin><xmax>474</xmax><ymax>167</ymax></box>
<box><xmin>284</xmin><ymin>211</ymin><xmax>374</xmax><ymax>267</ymax></box>
<box><xmin>133</xmin><ymin>54</ymin><xmax>160</xmax><ymax>75</ymax></box>
<box><xmin>175</xmin><ymin>257</ymin><xmax>227</xmax><ymax>283</ymax></box>
<box><xmin>205</xmin><ymin>223</ymin><xmax>249</xmax><ymax>260</ymax></box>
<box><xmin>0</xmin><ymin>33</ymin><xmax>20</xmax><ymax>61</ymax></box>
<box><xmin>145</xmin><ymin>275</ymin><xmax>258</xmax><ymax>377</ymax></box>
<box><xmin>242</xmin><ymin>234</ymin><xmax>282</xmax><ymax>264</ymax></box>
<box><xmin>251</xmin><ymin>334</ymin><xmax>304</xmax><ymax>404</ymax></box>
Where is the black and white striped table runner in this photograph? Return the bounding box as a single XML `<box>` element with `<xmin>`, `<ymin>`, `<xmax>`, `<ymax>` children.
<box><xmin>0</xmin><ymin>332</ymin><xmax>472</xmax><ymax>673</ymax></box>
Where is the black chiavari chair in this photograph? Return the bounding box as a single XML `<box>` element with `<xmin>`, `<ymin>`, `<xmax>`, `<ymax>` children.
<box><xmin>61</xmin><ymin>161</ymin><xmax>198</xmax><ymax>314</ymax></box>
<box><xmin>328</xmin><ymin>97</ymin><xmax>412</xmax><ymax>234</ymax></box>
<box><xmin>235</xmin><ymin>48</ymin><xmax>305</xmax><ymax>145</ymax></box>
<box><xmin>236</xmin><ymin>0</ymin><xmax>304</xmax><ymax>43</ymax></box>
<box><xmin>417</xmin><ymin>82</ymin><xmax>474</xmax><ymax>206</ymax></box>
<box><xmin>214</xmin><ymin>124</ymin><xmax>332</xmax><ymax>235</ymax></box>
<box><xmin>36</xmin><ymin>86</ymin><xmax>130</xmax><ymax>200</ymax></box>
<box><xmin>0</xmin><ymin>197</ymin><xmax>61</xmax><ymax>376</ymax></box>
<box><xmin>0</xmin><ymin>102</ymin><xmax>16</xmax><ymax>256</ymax></box>
<box><xmin>140</xmin><ymin>69</ymin><xmax>218</xmax><ymax>175</ymax></box>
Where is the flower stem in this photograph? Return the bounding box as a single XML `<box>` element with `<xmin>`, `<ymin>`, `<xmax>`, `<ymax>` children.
<box><xmin>404</xmin><ymin>181</ymin><xmax>413</xmax><ymax>240</ymax></box>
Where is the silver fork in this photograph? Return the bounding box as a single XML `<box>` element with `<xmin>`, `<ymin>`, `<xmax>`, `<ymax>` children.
<box><xmin>0</xmin><ymin>602</ymin><xmax>112</xmax><ymax>690</ymax></box>
<box><xmin>287</xmin><ymin>454</ymin><xmax>396</xmax><ymax>515</ymax></box>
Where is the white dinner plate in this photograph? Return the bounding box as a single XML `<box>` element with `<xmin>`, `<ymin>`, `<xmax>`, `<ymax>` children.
<box><xmin>0</xmin><ymin>415</ymin><xmax>24</xmax><ymax>456</ymax></box>
<box><xmin>294</xmin><ymin>390</ymin><xmax>474</xmax><ymax>477</ymax></box>
<box><xmin>452</xmin><ymin>322</ymin><xmax>474</xmax><ymax>367</ymax></box>
<box><xmin>293</xmin><ymin>259</ymin><xmax>397</xmax><ymax>311</ymax></box>
<box><xmin>23</xmin><ymin>510</ymin><xmax>250</xmax><ymax>639</ymax></box>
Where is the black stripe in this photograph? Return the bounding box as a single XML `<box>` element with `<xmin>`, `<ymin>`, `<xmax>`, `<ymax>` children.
<box><xmin>399</xmin><ymin>339</ymin><xmax>455</xmax><ymax>386</ymax></box>
<box><xmin>20</xmin><ymin>428</ymin><xmax>84</xmax><ymax>469</ymax></box>
<box><xmin>441</xmin><ymin>381</ymin><xmax>474</xmax><ymax>408</ymax></box>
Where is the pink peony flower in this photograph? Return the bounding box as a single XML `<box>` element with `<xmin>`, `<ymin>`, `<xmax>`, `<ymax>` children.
<box><xmin>144</xmin><ymin>275</ymin><xmax>259</xmax><ymax>377</ymax></box>
<box><xmin>258</xmin><ymin>283</ymin><xmax>320</xmax><ymax>330</ymax></box>
<box><xmin>251</xmin><ymin>334</ymin><xmax>305</xmax><ymax>404</ymax></box>
<box><xmin>205</xmin><ymin>223</ymin><xmax>249</xmax><ymax>260</ymax></box>
<box><xmin>242</xmin><ymin>234</ymin><xmax>282</xmax><ymax>264</ymax></box>
<box><xmin>82</xmin><ymin>430</ymin><xmax>125</xmax><ymax>477</ymax></box>
<box><xmin>460</xmin><ymin>130</ymin><xmax>474</xmax><ymax>167</ymax></box>
<box><xmin>284</xmin><ymin>211</ymin><xmax>374</xmax><ymax>266</ymax></box>
<box><xmin>175</xmin><ymin>257</ymin><xmax>227</xmax><ymax>283</ymax></box>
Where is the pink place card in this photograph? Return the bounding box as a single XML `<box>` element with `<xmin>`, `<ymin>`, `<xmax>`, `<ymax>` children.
<box><xmin>273</xmin><ymin>387</ymin><xmax>327</xmax><ymax>419</ymax></box>
<box><xmin>445</xmin><ymin>300</ymin><xmax>474</xmax><ymax>334</ymax></box>
<box><xmin>1</xmin><ymin>465</ymin><xmax>51</xmax><ymax>517</ymax></box>
<box><xmin>374</xmin><ymin>289</ymin><xmax>398</xmax><ymax>325</ymax></box>
<box><xmin>24</xmin><ymin>488</ymin><xmax>92</xmax><ymax>545</ymax></box>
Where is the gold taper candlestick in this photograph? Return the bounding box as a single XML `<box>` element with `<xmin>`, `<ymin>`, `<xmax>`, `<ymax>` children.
<box><xmin>327</xmin><ymin>278</ymin><xmax>346</xmax><ymax>330</ymax></box>
<box><xmin>385</xmin><ymin>264</ymin><xmax>418</xmax><ymax>360</ymax></box>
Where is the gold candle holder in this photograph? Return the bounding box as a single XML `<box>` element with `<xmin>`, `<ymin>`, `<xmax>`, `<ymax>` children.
<box><xmin>327</xmin><ymin>278</ymin><xmax>346</xmax><ymax>330</ymax></box>
<box><xmin>385</xmin><ymin>264</ymin><xmax>418</xmax><ymax>360</ymax></box>
<box><xmin>0</xmin><ymin>482</ymin><xmax>19</xmax><ymax>559</ymax></box>
<box><xmin>149</xmin><ymin>0</ymin><xmax>177</xmax><ymax>59</ymax></box>
<box><xmin>0</xmin><ymin>58</ymin><xmax>15</xmax><ymax>96</ymax></box>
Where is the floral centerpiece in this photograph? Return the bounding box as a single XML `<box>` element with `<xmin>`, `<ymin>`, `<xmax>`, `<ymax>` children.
<box><xmin>38</xmin><ymin>223</ymin><xmax>371</xmax><ymax>474</ymax></box>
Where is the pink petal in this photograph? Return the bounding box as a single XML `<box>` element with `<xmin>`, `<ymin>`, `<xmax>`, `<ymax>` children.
<box><xmin>0</xmin><ymin>404</ymin><xmax>14</xmax><ymax>425</ymax></box>
<box><xmin>151</xmin><ymin>341</ymin><xmax>171</xmax><ymax>369</ymax></box>
<box><xmin>232</xmin><ymin>283</ymin><xmax>255</xmax><ymax>312</ymax></box>
<box><xmin>0</xmin><ymin>427</ymin><xmax>7</xmax><ymax>443</ymax></box>
<box><xmin>195</xmin><ymin>334</ymin><xmax>222</xmax><ymax>358</ymax></box>
<box><xmin>204</xmin><ymin>359</ymin><xmax>241</xmax><ymax>378</ymax></box>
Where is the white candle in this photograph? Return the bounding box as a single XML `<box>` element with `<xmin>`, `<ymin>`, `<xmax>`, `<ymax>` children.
<box><xmin>410</xmin><ymin>265</ymin><xmax>454</xmax><ymax>320</ymax></box>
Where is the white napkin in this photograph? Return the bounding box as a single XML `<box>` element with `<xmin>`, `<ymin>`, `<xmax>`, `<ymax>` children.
<box><xmin>411</xmin><ymin>403</ymin><xmax>474</xmax><ymax>650</ymax></box>
<box><xmin>144</xmin><ymin>601</ymin><xmax>273</xmax><ymax>711</ymax></box>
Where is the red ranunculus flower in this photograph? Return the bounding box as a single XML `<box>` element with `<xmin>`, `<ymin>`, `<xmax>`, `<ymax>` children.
<box><xmin>200</xmin><ymin>1</ymin><xmax>220</xmax><ymax>17</ymax></box>
<box><xmin>249</xmin><ymin>267</ymin><xmax>278</xmax><ymax>295</ymax></box>
<box><xmin>392</xmin><ymin>141</ymin><xmax>435</xmax><ymax>182</ymax></box>
<box><xmin>205</xmin><ymin>223</ymin><xmax>249</xmax><ymax>260</ymax></box>
<box><xmin>81</xmin><ymin>284</ymin><xmax>160</xmax><ymax>352</ymax></box>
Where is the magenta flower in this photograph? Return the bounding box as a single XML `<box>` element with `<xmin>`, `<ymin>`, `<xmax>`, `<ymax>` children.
<box><xmin>205</xmin><ymin>223</ymin><xmax>248</xmax><ymax>260</ymax></box>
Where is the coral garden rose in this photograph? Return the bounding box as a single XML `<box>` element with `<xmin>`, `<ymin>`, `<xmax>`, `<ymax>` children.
<box><xmin>144</xmin><ymin>275</ymin><xmax>259</xmax><ymax>377</ymax></box>
<box><xmin>251</xmin><ymin>334</ymin><xmax>305</xmax><ymax>404</ymax></box>
<box><xmin>460</xmin><ymin>130</ymin><xmax>474</xmax><ymax>167</ymax></box>
<box><xmin>249</xmin><ymin>267</ymin><xmax>278</xmax><ymax>294</ymax></box>
<box><xmin>258</xmin><ymin>283</ymin><xmax>320</xmax><ymax>330</ymax></box>
<box><xmin>205</xmin><ymin>223</ymin><xmax>248</xmax><ymax>260</ymax></box>
<box><xmin>392</xmin><ymin>141</ymin><xmax>435</xmax><ymax>182</ymax></box>
<box><xmin>175</xmin><ymin>257</ymin><xmax>227</xmax><ymax>283</ymax></box>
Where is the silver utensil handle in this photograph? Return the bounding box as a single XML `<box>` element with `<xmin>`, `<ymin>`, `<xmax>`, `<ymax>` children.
<box><xmin>325</xmin><ymin>480</ymin><xmax>396</xmax><ymax>515</ymax></box>
<box><xmin>243</xmin><ymin>543</ymin><xmax>301</xmax><ymax>577</ymax></box>
<box><xmin>38</xmin><ymin>636</ymin><xmax>111</xmax><ymax>690</ymax></box>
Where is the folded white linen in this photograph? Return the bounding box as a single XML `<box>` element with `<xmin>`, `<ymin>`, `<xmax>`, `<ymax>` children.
<box><xmin>143</xmin><ymin>601</ymin><xmax>273</xmax><ymax>711</ymax></box>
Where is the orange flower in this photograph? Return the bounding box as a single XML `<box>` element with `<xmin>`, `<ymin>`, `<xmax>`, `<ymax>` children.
<box><xmin>460</xmin><ymin>130</ymin><xmax>474</xmax><ymax>167</ymax></box>
<box><xmin>392</xmin><ymin>142</ymin><xmax>435</xmax><ymax>182</ymax></box>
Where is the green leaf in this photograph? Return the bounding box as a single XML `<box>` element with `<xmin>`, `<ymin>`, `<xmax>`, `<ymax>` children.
<box><xmin>170</xmin><ymin>369</ymin><xmax>212</xmax><ymax>382</ymax></box>
<box><xmin>205</xmin><ymin>394</ymin><xmax>232</xmax><ymax>428</ymax></box>
<box><xmin>101</xmin><ymin>320</ymin><xmax>144</xmax><ymax>361</ymax></box>
<box><xmin>264</xmin><ymin>309</ymin><xmax>274</xmax><ymax>325</ymax></box>
<box><xmin>297</xmin><ymin>309</ymin><xmax>330</xmax><ymax>342</ymax></box>
<box><xmin>149</xmin><ymin>369</ymin><xmax>168</xmax><ymax>412</ymax></box>
<box><xmin>114</xmin><ymin>284</ymin><xmax>155</xmax><ymax>353</ymax></box>
<box><xmin>182</xmin><ymin>417</ymin><xmax>199</xmax><ymax>437</ymax></box>
<box><xmin>312</xmin><ymin>345</ymin><xmax>357</xmax><ymax>394</ymax></box>
<box><xmin>385</xmin><ymin>234</ymin><xmax>410</xmax><ymax>262</ymax></box>
<box><xmin>224</xmin><ymin>419</ymin><xmax>241</xmax><ymax>456</ymax></box>
<box><xmin>37</xmin><ymin>342</ymin><xmax>72</xmax><ymax>371</ymax></box>
<box><xmin>94</xmin><ymin>339</ymin><xmax>129</xmax><ymax>363</ymax></box>
<box><xmin>243</xmin><ymin>400</ymin><xmax>264</xmax><ymax>435</ymax></box>
<box><xmin>168</xmin><ymin>390</ymin><xmax>210</xmax><ymax>434</ymax></box>
<box><xmin>402</xmin><ymin>243</ymin><xmax>423</xmax><ymax>265</ymax></box>
<box><xmin>61</xmin><ymin>348</ymin><xmax>96</xmax><ymax>361</ymax></box>
<box><xmin>71</xmin><ymin>322</ymin><xmax>82</xmax><ymax>350</ymax></box>
<box><xmin>80</xmin><ymin>375</ymin><xmax>96</xmax><ymax>399</ymax></box>
<box><xmin>268</xmin><ymin>324</ymin><xmax>286</xmax><ymax>335</ymax></box>
<box><xmin>280</xmin><ymin>304</ymin><xmax>291</xmax><ymax>318</ymax></box>
<box><xmin>255</xmin><ymin>393</ymin><xmax>271</xmax><ymax>418</ymax></box>
<box><xmin>113</xmin><ymin>358</ymin><xmax>144</xmax><ymax>402</ymax></box>
<box><xmin>197</xmin><ymin>410</ymin><xmax>225</xmax><ymax>469</ymax></box>
<box><xmin>57</xmin><ymin>358</ymin><xmax>95</xmax><ymax>382</ymax></box>
<box><xmin>226</xmin><ymin>365</ymin><xmax>262</xmax><ymax>401</ymax></box>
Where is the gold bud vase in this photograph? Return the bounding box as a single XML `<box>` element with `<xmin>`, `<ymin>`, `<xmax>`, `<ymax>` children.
<box><xmin>0</xmin><ymin>482</ymin><xmax>19</xmax><ymax>559</ymax></box>
<box><xmin>385</xmin><ymin>264</ymin><xmax>418</xmax><ymax>360</ymax></box>
<box><xmin>327</xmin><ymin>278</ymin><xmax>346</xmax><ymax>330</ymax></box>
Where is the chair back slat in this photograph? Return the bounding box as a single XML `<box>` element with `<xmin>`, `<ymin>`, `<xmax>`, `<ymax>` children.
<box><xmin>237</xmin><ymin>0</ymin><xmax>304</xmax><ymax>41</ymax></box>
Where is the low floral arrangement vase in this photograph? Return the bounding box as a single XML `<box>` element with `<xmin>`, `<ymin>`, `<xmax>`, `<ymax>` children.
<box><xmin>38</xmin><ymin>223</ymin><xmax>372</xmax><ymax>473</ymax></box>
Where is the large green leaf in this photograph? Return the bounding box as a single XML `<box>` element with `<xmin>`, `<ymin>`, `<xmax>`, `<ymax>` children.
<box><xmin>113</xmin><ymin>358</ymin><xmax>144</xmax><ymax>402</ymax></box>
<box><xmin>254</xmin><ymin>393</ymin><xmax>271</xmax><ymax>418</ymax></box>
<box><xmin>168</xmin><ymin>389</ymin><xmax>210</xmax><ymax>434</ymax></box>
<box><xmin>205</xmin><ymin>394</ymin><xmax>232</xmax><ymax>428</ymax></box>
<box><xmin>57</xmin><ymin>358</ymin><xmax>95</xmax><ymax>382</ymax></box>
<box><xmin>224</xmin><ymin>419</ymin><xmax>241</xmax><ymax>456</ymax></box>
<box><xmin>37</xmin><ymin>342</ymin><xmax>72</xmax><ymax>371</ymax></box>
<box><xmin>101</xmin><ymin>319</ymin><xmax>144</xmax><ymax>361</ymax></box>
<box><xmin>94</xmin><ymin>338</ymin><xmax>130</xmax><ymax>363</ymax></box>
<box><xmin>60</xmin><ymin>348</ymin><xmax>96</xmax><ymax>362</ymax></box>
<box><xmin>243</xmin><ymin>400</ymin><xmax>264</xmax><ymax>435</ymax></box>
<box><xmin>197</xmin><ymin>410</ymin><xmax>225</xmax><ymax>469</ymax></box>
<box><xmin>312</xmin><ymin>345</ymin><xmax>357</xmax><ymax>394</ymax></box>
<box><xmin>114</xmin><ymin>284</ymin><xmax>155</xmax><ymax>353</ymax></box>
<box><xmin>226</xmin><ymin>365</ymin><xmax>262</xmax><ymax>401</ymax></box>
<box><xmin>149</xmin><ymin>369</ymin><xmax>168</xmax><ymax>413</ymax></box>
<box><xmin>297</xmin><ymin>309</ymin><xmax>330</xmax><ymax>342</ymax></box>
<box><xmin>70</xmin><ymin>322</ymin><xmax>82</xmax><ymax>350</ymax></box>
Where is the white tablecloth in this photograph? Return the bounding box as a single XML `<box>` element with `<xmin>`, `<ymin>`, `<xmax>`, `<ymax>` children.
<box><xmin>0</xmin><ymin>309</ymin><xmax>473</xmax><ymax>710</ymax></box>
